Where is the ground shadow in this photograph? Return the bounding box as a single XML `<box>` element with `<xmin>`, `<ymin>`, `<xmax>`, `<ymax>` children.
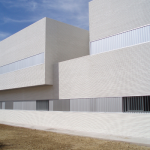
<box><xmin>0</xmin><ymin>142</ymin><xmax>6</xmax><ymax>149</ymax></box>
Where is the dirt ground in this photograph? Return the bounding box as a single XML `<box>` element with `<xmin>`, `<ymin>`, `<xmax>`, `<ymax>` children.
<box><xmin>0</xmin><ymin>124</ymin><xmax>150</xmax><ymax>150</ymax></box>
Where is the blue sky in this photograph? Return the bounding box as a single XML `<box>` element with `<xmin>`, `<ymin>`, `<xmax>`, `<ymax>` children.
<box><xmin>0</xmin><ymin>0</ymin><xmax>91</xmax><ymax>41</ymax></box>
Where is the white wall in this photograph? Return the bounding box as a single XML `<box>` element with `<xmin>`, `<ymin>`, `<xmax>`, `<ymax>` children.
<box><xmin>59</xmin><ymin>42</ymin><xmax>150</xmax><ymax>99</ymax></box>
<box><xmin>89</xmin><ymin>0</ymin><xmax>150</xmax><ymax>42</ymax></box>
<box><xmin>0</xmin><ymin>110</ymin><xmax>150</xmax><ymax>139</ymax></box>
<box><xmin>45</xmin><ymin>17</ymin><xmax>89</xmax><ymax>85</ymax></box>
<box><xmin>0</xmin><ymin>18</ymin><xmax>46</xmax><ymax>90</ymax></box>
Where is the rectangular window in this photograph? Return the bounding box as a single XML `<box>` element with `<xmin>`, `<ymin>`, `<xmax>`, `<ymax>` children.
<box><xmin>123</xmin><ymin>96</ymin><xmax>150</xmax><ymax>112</ymax></box>
<box><xmin>90</xmin><ymin>25</ymin><xmax>150</xmax><ymax>55</ymax></box>
<box><xmin>53</xmin><ymin>100</ymin><xmax>70</xmax><ymax>111</ymax></box>
<box><xmin>0</xmin><ymin>52</ymin><xmax>44</xmax><ymax>75</ymax></box>
<box><xmin>36</xmin><ymin>100</ymin><xmax>49</xmax><ymax>111</ymax></box>
<box><xmin>5</xmin><ymin>102</ymin><xmax>13</xmax><ymax>110</ymax></box>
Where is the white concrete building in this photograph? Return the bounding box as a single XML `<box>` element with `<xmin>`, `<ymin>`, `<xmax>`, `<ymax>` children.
<box><xmin>0</xmin><ymin>0</ymin><xmax>150</xmax><ymax>141</ymax></box>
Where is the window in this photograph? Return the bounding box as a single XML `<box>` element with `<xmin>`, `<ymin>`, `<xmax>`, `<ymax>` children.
<box><xmin>123</xmin><ymin>96</ymin><xmax>150</xmax><ymax>112</ymax></box>
<box><xmin>90</xmin><ymin>25</ymin><xmax>150</xmax><ymax>55</ymax></box>
<box><xmin>36</xmin><ymin>100</ymin><xmax>49</xmax><ymax>111</ymax></box>
<box><xmin>0</xmin><ymin>52</ymin><xmax>44</xmax><ymax>75</ymax></box>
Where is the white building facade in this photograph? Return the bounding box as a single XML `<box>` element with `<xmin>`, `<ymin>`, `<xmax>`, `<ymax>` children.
<box><xmin>0</xmin><ymin>0</ymin><xmax>150</xmax><ymax>140</ymax></box>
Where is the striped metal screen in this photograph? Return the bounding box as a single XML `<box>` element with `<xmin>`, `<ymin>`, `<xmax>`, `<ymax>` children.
<box><xmin>123</xmin><ymin>96</ymin><xmax>150</xmax><ymax>113</ymax></box>
<box><xmin>13</xmin><ymin>101</ymin><xmax>36</xmax><ymax>110</ymax></box>
<box><xmin>0</xmin><ymin>102</ymin><xmax>2</xmax><ymax>109</ymax></box>
<box><xmin>70</xmin><ymin>97</ymin><xmax>122</xmax><ymax>112</ymax></box>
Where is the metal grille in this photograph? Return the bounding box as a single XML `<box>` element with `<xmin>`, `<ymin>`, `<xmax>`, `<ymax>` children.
<box><xmin>70</xmin><ymin>97</ymin><xmax>122</xmax><ymax>112</ymax></box>
<box><xmin>123</xmin><ymin>96</ymin><xmax>150</xmax><ymax>112</ymax></box>
<box><xmin>36</xmin><ymin>100</ymin><xmax>49</xmax><ymax>111</ymax></box>
<box><xmin>90</xmin><ymin>25</ymin><xmax>150</xmax><ymax>55</ymax></box>
<box><xmin>0</xmin><ymin>53</ymin><xmax>44</xmax><ymax>75</ymax></box>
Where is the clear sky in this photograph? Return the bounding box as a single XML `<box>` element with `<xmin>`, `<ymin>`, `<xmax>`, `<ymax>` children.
<box><xmin>0</xmin><ymin>0</ymin><xmax>91</xmax><ymax>41</ymax></box>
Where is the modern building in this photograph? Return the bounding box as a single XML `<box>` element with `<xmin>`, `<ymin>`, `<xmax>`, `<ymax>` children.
<box><xmin>59</xmin><ymin>0</ymin><xmax>150</xmax><ymax>113</ymax></box>
<box><xmin>0</xmin><ymin>17</ymin><xmax>89</xmax><ymax>111</ymax></box>
<box><xmin>0</xmin><ymin>0</ymin><xmax>150</xmax><ymax>140</ymax></box>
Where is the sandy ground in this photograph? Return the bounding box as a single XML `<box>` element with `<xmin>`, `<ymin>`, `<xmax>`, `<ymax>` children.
<box><xmin>0</xmin><ymin>124</ymin><xmax>150</xmax><ymax>150</ymax></box>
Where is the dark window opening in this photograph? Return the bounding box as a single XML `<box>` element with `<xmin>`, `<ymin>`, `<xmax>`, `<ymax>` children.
<box><xmin>122</xmin><ymin>96</ymin><xmax>150</xmax><ymax>112</ymax></box>
<box><xmin>36</xmin><ymin>100</ymin><xmax>49</xmax><ymax>111</ymax></box>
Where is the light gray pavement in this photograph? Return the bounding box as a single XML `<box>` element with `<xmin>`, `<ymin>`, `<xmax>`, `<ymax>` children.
<box><xmin>0</xmin><ymin>121</ymin><xmax>150</xmax><ymax>147</ymax></box>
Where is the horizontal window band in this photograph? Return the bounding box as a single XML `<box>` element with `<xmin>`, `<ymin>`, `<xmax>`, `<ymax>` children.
<box><xmin>0</xmin><ymin>52</ymin><xmax>44</xmax><ymax>75</ymax></box>
<box><xmin>90</xmin><ymin>25</ymin><xmax>150</xmax><ymax>55</ymax></box>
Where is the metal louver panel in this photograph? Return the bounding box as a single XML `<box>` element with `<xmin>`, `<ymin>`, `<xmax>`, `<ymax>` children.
<box><xmin>0</xmin><ymin>102</ymin><xmax>2</xmax><ymax>109</ymax></box>
<box><xmin>22</xmin><ymin>101</ymin><xmax>36</xmax><ymax>110</ymax></box>
<box><xmin>13</xmin><ymin>101</ymin><xmax>36</xmax><ymax>110</ymax></box>
<box><xmin>13</xmin><ymin>102</ymin><xmax>23</xmax><ymax>110</ymax></box>
<box><xmin>49</xmin><ymin>101</ymin><xmax>53</xmax><ymax>111</ymax></box>
<box><xmin>70</xmin><ymin>97</ymin><xmax>122</xmax><ymax>112</ymax></box>
<box><xmin>2</xmin><ymin>102</ymin><xmax>5</xmax><ymax>109</ymax></box>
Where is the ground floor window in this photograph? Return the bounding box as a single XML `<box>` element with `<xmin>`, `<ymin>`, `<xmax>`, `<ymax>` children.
<box><xmin>36</xmin><ymin>100</ymin><xmax>49</xmax><ymax>111</ymax></box>
<box><xmin>123</xmin><ymin>96</ymin><xmax>150</xmax><ymax>112</ymax></box>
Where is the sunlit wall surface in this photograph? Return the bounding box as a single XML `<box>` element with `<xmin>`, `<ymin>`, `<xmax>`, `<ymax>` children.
<box><xmin>90</xmin><ymin>25</ymin><xmax>150</xmax><ymax>55</ymax></box>
<box><xmin>0</xmin><ymin>53</ymin><xmax>44</xmax><ymax>75</ymax></box>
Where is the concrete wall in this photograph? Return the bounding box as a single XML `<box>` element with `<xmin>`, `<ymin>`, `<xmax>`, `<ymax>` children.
<box><xmin>59</xmin><ymin>42</ymin><xmax>150</xmax><ymax>99</ymax></box>
<box><xmin>0</xmin><ymin>110</ymin><xmax>150</xmax><ymax>139</ymax></box>
<box><xmin>0</xmin><ymin>18</ymin><xmax>46</xmax><ymax>90</ymax></box>
<box><xmin>0</xmin><ymin>63</ymin><xmax>59</xmax><ymax>101</ymax></box>
<box><xmin>45</xmin><ymin>18</ymin><xmax>89</xmax><ymax>85</ymax></box>
<box><xmin>89</xmin><ymin>0</ymin><xmax>150</xmax><ymax>42</ymax></box>
<box><xmin>0</xmin><ymin>85</ymin><xmax>54</xmax><ymax>101</ymax></box>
